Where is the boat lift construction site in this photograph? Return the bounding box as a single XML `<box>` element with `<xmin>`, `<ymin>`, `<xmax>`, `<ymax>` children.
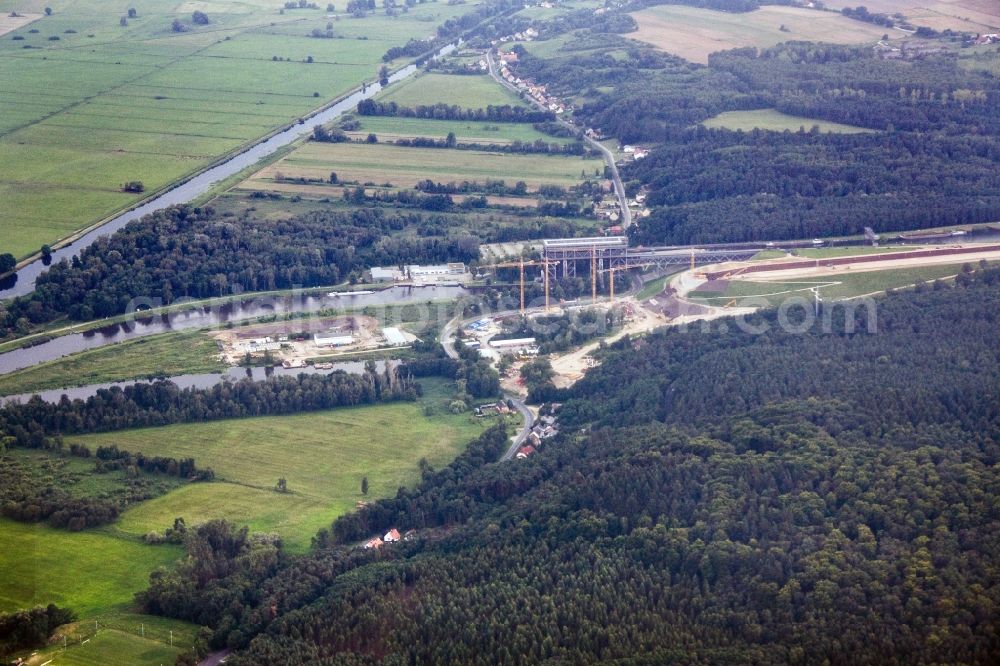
<box><xmin>479</xmin><ymin>237</ymin><xmax>762</xmax><ymax>313</ymax></box>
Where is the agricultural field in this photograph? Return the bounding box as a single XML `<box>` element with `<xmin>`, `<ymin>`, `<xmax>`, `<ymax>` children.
<box><xmin>629</xmin><ymin>5</ymin><xmax>893</xmax><ymax>63</ymax></box>
<box><xmin>378</xmin><ymin>72</ymin><xmax>526</xmax><ymax>107</ymax></box>
<box><xmin>823</xmin><ymin>0</ymin><xmax>999</xmax><ymax>32</ymax></box>
<box><xmin>341</xmin><ymin>115</ymin><xmax>575</xmax><ymax>144</ymax></box>
<box><xmin>701</xmin><ymin>109</ymin><xmax>873</xmax><ymax>134</ymax></box>
<box><xmin>0</xmin><ymin>0</ymin><xmax>483</xmax><ymax>259</ymax></box>
<box><xmin>243</xmin><ymin>140</ymin><xmax>601</xmax><ymax>192</ymax></box>
<box><xmin>0</xmin><ymin>330</ymin><xmax>224</xmax><ymax>397</ymax></box>
<box><xmin>67</xmin><ymin>378</ymin><xmax>496</xmax><ymax>551</ymax></box>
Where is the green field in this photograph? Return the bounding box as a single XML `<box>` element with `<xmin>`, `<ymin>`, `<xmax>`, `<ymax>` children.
<box><xmin>701</xmin><ymin>109</ymin><xmax>873</xmax><ymax>134</ymax></box>
<box><xmin>0</xmin><ymin>330</ymin><xmax>224</xmax><ymax>397</ymax></box>
<box><xmin>379</xmin><ymin>72</ymin><xmax>526</xmax><ymax>107</ymax></box>
<box><xmin>67</xmin><ymin>378</ymin><xmax>496</xmax><ymax>550</ymax></box>
<box><xmin>749</xmin><ymin>249</ymin><xmax>788</xmax><ymax>261</ymax></box>
<box><xmin>792</xmin><ymin>246</ymin><xmax>920</xmax><ymax>258</ymax></box>
<box><xmin>344</xmin><ymin>115</ymin><xmax>574</xmax><ymax>144</ymax></box>
<box><xmin>0</xmin><ymin>518</ymin><xmax>182</xmax><ymax>617</ymax></box>
<box><xmin>28</xmin><ymin>628</ymin><xmax>185</xmax><ymax>666</ymax></box>
<box><xmin>0</xmin><ymin>0</ymin><xmax>484</xmax><ymax>258</ymax></box>
<box><xmin>248</xmin><ymin>140</ymin><xmax>600</xmax><ymax>192</ymax></box>
<box><xmin>688</xmin><ymin>262</ymin><xmax>986</xmax><ymax>307</ymax></box>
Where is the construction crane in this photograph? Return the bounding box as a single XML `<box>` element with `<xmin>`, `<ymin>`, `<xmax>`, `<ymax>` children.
<box><xmin>479</xmin><ymin>258</ymin><xmax>558</xmax><ymax>314</ymax></box>
<box><xmin>597</xmin><ymin>265</ymin><xmax>629</xmax><ymax>304</ymax></box>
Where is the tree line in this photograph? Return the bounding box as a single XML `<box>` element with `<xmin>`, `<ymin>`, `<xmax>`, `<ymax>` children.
<box><xmin>0</xmin><ymin>367</ymin><xmax>414</xmax><ymax>438</ymax></box>
<box><xmin>356</xmin><ymin>99</ymin><xmax>555</xmax><ymax>123</ymax></box>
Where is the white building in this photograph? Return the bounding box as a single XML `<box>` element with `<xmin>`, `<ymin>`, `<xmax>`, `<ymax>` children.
<box><xmin>314</xmin><ymin>333</ymin><xmax>354</xmax><ymax>347</ymax></box>
<box><xmin>382</xmin><ymin>327</ymin><xmax>408</xmax><ymax>347</ymax></box>
<box><xmin>407</xmin><ymin>263</ymin><xmax>466</xmax><ymax>278</ymax></box>
<box><xmin>371</xmin><ymin>266</ymin><xmax>403</xmax><ymax>281</ymax></box>
<box><xmin>489</xmin><ymin>337</ymin><xmax>536</xmax><ymax>349</ymax></box>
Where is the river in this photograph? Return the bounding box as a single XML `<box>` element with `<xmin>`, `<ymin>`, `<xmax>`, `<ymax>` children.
<box><xmin>0</xmin><ymin>360</ymin><xmax>398</xmax><ymax>405</ymax></box>
<box><xmin>0</xmin><ymin>284</ymin><xmax>470</xmax><ymax>375</ymax></box>
<box><xmin>0</xmin><ymin>43</ymin><xmax>457</xmax><ymax>300</ymax></box>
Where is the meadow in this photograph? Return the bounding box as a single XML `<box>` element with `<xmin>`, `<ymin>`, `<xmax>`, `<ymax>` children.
<box><xmin>67</xmin><ymin>378</ymin><xmax>494</xmax><ymax>550</ymax></box>
<box><xmin>629</xmin><ymin>5</ymin><xmax>891</xmax><ymax>63</ymax></box>
<box><xmin>0</xmin><ymin>0</ymin><xmax>484</xmax><ymax>258</ymax></box>
<box><xmin>249</xmin><ymin>141</ymin><xmax>601</xmax><ymax>191</ymax></box>
<box><xmin>0</xmin><ymin>330</ymin><xmax>224</xmax><ymax>397</ymax></box>
<box><xmin>343</xmin><ymin>115</ymin><xmax>574</xmax><ymax>144</ymax></box>
<box><xmin>378</xmin><ymin>72</ymin><xmax>526</xmax><ymax>107</ymax></box>
<box><xmin>701</xmin><ymin>109</ymin><xmax>873</xmax><ymax>134</ymax></box>
<box><xmin>0</xmin><ymin>518</ymin><xmax>183</xmax><ymax>617</ymax></box>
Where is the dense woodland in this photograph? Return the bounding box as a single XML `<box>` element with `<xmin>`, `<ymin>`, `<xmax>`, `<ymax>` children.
<box><xmin>137</xmin><ymin>267</ymin><xmax>1000</xmax><ymax>664</ymax></box>
<box><xmin>514</xmin><ymin>32</ymin><xmax>1000</xmax><ymax>243</ymax></box>
<box><xmin>0</xmin><ymin>205</ymin><xmax>479</xmax><ymax>336</ymax></box>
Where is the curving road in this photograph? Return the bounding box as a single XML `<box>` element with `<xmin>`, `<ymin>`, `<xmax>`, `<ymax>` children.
<box><xmin>485</xmin><ymin>51</ymin><xmax>631</xmax><ymax>228</ymax></box>
<box><xmin>440</xmin><ymin>315</ymin><xmax>534</xmax><ymax>461</ymax></box>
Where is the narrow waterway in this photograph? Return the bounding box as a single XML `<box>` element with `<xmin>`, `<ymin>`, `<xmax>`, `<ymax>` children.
<box><xmin>0</xmin><ymin>43</ymin><xmax>457</xmax><ymax>299</ymax></box>
<box><xmin>0</xmin><ymin>360</ymin><xmax>398</xmax><ymax>404</ymax></box>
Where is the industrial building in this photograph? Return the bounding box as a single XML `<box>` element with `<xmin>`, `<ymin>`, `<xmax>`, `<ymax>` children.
<box><xmin>314</xmin><ymin>333</ymin><xmax>354</xmax><ymax>347</ymax></box>
<box><xmin>370</xmin><ymin>263</ymin><xmax>467</xmax><ymax>283</ymax></box>
<box><xmin>381</xmin><ymin>327</ymin><xmax>408</xmax><ymax>347</ymax></box>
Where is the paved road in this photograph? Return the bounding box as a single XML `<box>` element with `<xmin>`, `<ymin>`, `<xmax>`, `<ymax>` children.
<box><xmin>440</xmin><ymin>314</ymin><xmax>534</xmax><ymax>460</ymax></box>
<box><xmin>485</xmin><ymin>51</ymin><xmax>632</xmax><ymax>228</ymax></box>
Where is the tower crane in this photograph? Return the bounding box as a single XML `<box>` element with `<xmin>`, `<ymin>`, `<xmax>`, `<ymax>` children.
<box><xmin>478</xmin><ymin>257</ymin><xmax>558</xmax><ymax>314</ymax></box>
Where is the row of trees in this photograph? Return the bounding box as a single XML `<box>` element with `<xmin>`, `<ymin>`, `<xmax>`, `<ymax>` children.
<box><xmin>0</xmin><ymin>367</ymin><xmax>415</xmax><ymax>438</ymax></box>
<box><xmin>356</xmin><ymin>99</ymin><xmax>555</xmax><ymax>123</ymax></box>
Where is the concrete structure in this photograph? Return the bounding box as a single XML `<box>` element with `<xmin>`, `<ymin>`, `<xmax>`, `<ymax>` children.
<box><xmin>541</xmin><ymin>236</ymin><xmax>763</xmax><ymax>278</ymax></box>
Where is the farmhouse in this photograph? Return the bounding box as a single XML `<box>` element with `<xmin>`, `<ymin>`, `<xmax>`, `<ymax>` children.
<box><xmin>384</xmin><ymin>528</ymin><xmax>401</xmax><ymax>542</ymax></box>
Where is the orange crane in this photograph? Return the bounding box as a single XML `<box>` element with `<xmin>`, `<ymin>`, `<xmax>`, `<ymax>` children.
<box><xmin>479</xmin><ymin>258</ymin><xmax>558</xmax><ymax>313</ymax></box>
<box><xmin>597</xmin><ymin>265</ymin><xmax>629</xmax><ymax>303</ymax></box>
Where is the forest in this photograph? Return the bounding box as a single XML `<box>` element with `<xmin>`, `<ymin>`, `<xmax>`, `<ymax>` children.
<box><xmin>133</xmin><ymin>266</ymin><xmax>1000</xmax><ymax>664</ymax></box>
<box><xmin>0</xmin><ymin>205</ymin><xmax>480</xmax><ymax>337</ymax></box>
<box><xmin>514</xmin><ymin>34</ymin><xmax>1000</xmax><ymax>243</ymax></box>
